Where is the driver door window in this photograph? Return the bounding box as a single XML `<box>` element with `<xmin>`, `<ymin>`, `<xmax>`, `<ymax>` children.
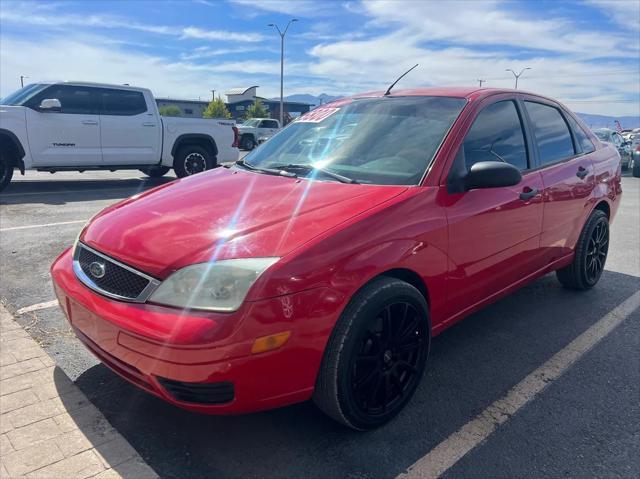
<box><xmin>462</xmin><ymin>100</ymin><xmax>529</xmax><ymax>170</ymax></box>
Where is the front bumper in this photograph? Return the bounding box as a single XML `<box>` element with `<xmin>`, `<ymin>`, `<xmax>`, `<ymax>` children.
<box><xmin>51</xmin><ymin>248</ymin><xmax>345</xmax><ymax>414</ymax></box>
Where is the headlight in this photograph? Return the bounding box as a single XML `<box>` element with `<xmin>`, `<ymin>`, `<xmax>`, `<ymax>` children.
<box><xmin>148</xmin><ymin>258</ymin><xmax>279</xmax><ymax>312</ymax></box>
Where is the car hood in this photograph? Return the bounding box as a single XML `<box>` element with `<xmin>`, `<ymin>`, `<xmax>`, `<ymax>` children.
<box><xmin>82</xmin><ymin>168</ymin><xmax>407</xmax><ymax>278</ymax></box>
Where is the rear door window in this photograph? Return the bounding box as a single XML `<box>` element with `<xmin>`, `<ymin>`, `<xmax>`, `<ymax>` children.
<box><xmin>100</xmin><ymin>89</ymin><xmax>147</xmax><ymax>116</ymax></box>
<box><xmin>524</xmin><ymin>101</ymin><xmax>576</xmax><ymax>165</ymax></box>
<box><xmin>462</xmin><ymin>100</ymin><xmax>529</xmax><ymax>171</ymax></box>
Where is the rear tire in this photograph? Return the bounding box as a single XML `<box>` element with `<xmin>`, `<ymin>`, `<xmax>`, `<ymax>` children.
<box><xmin>140</xmin><ymin>166</ymin><xmax>170</xmax><ymax>178</ymax></box>
<box><xmin>556</xmin><ymin>209</ymin><xmax>609</xmax><ymax>290</ymax></box>
<box><xmin>242</xmin><ymin>136</ymin><xmax>256</xmax><ymax>151</ymax></box>
<box><xmin>0</xmin><ymin>153</ymin><xmax>14</xmax><ymax>193</ymax></box>
<box><xmin>313</xmin><ymin>277</ymin><xmax>430</xmax><ymax>430</ymax></box>
<box><xmin>173</xmin><ymin>145</ymin><xmax>215</xmax><ymax>178</ymax></box>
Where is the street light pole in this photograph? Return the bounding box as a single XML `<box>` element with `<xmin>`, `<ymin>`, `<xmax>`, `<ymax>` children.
<box><xmin>20</xmin><ymin>75</ymin><xmax>28</xmax><ymax>87</ymax></box>
<box><xmin>478</xmin><ymin>78</ymin><xmax>486</xmax><ymax>87</ymax></box>
<box><xmin>268</xmin><ymin>19</ymin><xmax>298</xmax><ymax>126</ymax></box>
<box><xmin>505</xmin><ymin>67</ymin><xmax>531</xmax><ymax>89</ymax></box>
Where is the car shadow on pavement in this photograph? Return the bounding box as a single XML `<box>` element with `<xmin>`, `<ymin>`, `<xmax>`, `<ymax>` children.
<box><xmin>0</xmin><ymin>177</ymin><xmax>175</xmax><ymax>205</ymax></box>
<box><xmin>63</xmin><ymin>270</ymin><xmax>640</xmax><ymax>479</ymax></box>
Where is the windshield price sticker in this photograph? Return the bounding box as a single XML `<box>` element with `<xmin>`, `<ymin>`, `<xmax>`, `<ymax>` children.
<box><xmin>298</xmin><ymin>108</ymin><xmax>340</xmax><ymax>123</ymax></box>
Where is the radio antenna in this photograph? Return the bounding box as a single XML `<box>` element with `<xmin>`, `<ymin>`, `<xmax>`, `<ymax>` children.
<box><xmin>384</xmin><ymin>64</ymin><xmax>419</xmax><ymax>96</ymax></box>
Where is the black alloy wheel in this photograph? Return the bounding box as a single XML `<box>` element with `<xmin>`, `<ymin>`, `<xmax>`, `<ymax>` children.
<box><xmin>556</xmin><ymin>209</ymin><xmax>609</xmax><ymax>290</ymax></box>
<box><xmin>350</xmin><ymin>301</ymin><xmax>426</xmax><ymax>417</ymax></box>
<box><xmin>585</xmin><ymin>220</ymin><xmax>609</xmax><ymax>284</ymax></box>
<box><xmin>314</xmin><ymin>277</ymin><xmax>430</xmax><ymax>430</ymax></box>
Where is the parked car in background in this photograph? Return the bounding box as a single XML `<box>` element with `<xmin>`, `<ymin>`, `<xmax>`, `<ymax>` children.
<box><xmin>629</xmin><ymin>135</ymin><xmax>640</xmax><ymax>177</ymax></box>
<box><xmin>0</xmin><ymin>82</ymin><xmax>239</xmax><ymax>191</ymax></box>
<box><xmin>593</xmin><ymin>128</ymin><xmax>632</xmax><ymax>169</ymax></box>
<box><xmin>51</xmin><ymin>87</ymin><xmax>621</xmax><ymax>430</ymax></box>
<box><xmin>237</xmin><ymin>118</ymin><xmax>280</xmax><ymax>150</ymax></box>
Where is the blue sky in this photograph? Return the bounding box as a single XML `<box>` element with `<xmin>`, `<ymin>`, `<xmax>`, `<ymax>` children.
<box><xmin>1</xmin><ymin>0</ymin><xmax>638</xmax><ymax>116</ymax></box>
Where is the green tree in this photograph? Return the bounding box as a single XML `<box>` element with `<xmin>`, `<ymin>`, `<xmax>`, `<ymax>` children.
<box><xmin>203</xmin><ymin>97</ymin><xmax>231</xmax><ymax>119</ymax></box>
<box><xmin>244</xmin><ymin>99</ymin><xmax>268</xmax><ymax>119</ymax></box>
<box><xmin>158</xmin><ymin>105</ymin><xmax>182</xmax><ymax>117</ymax></box>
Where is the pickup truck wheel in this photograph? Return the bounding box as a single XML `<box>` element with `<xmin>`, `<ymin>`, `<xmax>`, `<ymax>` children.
<box><xmin>0</xmin><ymin>153</ymin><xmax>14</xmax><ymax>193</ymax></box>
<box><xmin>242</xmin><ymin>136</ymin><xmax>256</xmax><ymax>151</ymax></box>
<box><xmin>313</xmin><ymin>277</ymin><xmax>430</xmax><ymax>430</ymax></box>
<box><xmin>556</xmin><ymin>209</ymin><xmax>609</xmax><ymax>290</ymax></box>
<box><xmin>174</xmin><ymin>145</ymin><xmax>215</xmax><ymax>178</ymax></box>
<box><xmin>140</xmin><ymin>166</ymin><xmax>171</xmax><ymax>178</ymax></box>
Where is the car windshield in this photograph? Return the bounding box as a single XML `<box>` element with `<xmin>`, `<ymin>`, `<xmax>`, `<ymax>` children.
<box><xmin>0</xmin><ymin>83</ymin><xmax>48</xmax><ymax>105</ymax></box>
<box><xmin>242</xmin><ymin>119</ymin><xmax>261</xmax><ymax>127</ymax></box>
<box><xmin>241</xmin><ymin>96</ymin><xmax>466</xmax><ymax>185</ymax></box>
<box><xmin>594</xmin><ymin>131</ymin><xmax>610</xmax><ymax>141</ymax></box>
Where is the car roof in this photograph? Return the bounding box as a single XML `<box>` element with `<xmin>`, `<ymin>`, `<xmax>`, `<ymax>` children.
<box><xmin>35</xmin><ymin>81</ymin><xmax>151</xmax><ymax>93</ymax></box>
<box><xmin>325</xmin><ymin>87</ymin><xmax>556</xmax><ymax>105</ymax></box>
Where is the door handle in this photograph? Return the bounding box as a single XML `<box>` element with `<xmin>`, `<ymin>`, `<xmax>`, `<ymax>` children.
<box><xmin>143</xmin><ymin>122</ymin><xmax>156</xmax><ymax>127</ymax></box>
<box><xmin>519</xmin><ymin>187</ymin><xmax>539</xmax><ymax>201</ymax></box>
<box><xmin>576</xmin><ymin>166</ymin><xmax>588</xmax><ymax>179</ymax></box>
<box><xmin>81</xmin><ymin>120</ymin><xmax>98</xmax><ymax>125</ymax></box>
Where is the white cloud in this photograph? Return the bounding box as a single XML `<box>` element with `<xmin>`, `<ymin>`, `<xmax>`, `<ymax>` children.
<box><xmin>0</xmin><ymin>36</ymin><xmax>267</xmax><ymax>101</ymax></box>
<box><xmin>228</xmin><ymin>0</ymin><xmax>337</xmax><ymax>17</ymax></box>
<box><xmin>0</xmin><ymin>6</ymin><xmax>265</xmax><ymax>42</ymax></box>
<box><xmin>360</xmin><ymin>0</ymin><xmax>637</xmax><ymax>56</ymax></box>
<box><xmin>587</xmin><ymin>0</ymin><xmax>640</xmax><ymax>30</ymax></box>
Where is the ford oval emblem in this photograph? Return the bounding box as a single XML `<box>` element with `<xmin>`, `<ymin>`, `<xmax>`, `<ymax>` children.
<box><xmin>88</xmin><ymin>261</ymin><xmax>106</xmax><ymax>279</ymax></box>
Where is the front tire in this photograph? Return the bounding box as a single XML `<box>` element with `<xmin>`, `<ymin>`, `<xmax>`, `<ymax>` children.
<box><xmin>313</xmin><ymin>277</ymin><xmax>430</xmax><ymax>430</ymax></box>
<box><xmin>556</xmin><ymin>209</ymin><xmax>609</xmax><ymax>290</ymax></box>
<box><xmin>173</xmin><ymin>145</ymin><xmax>215</xmax><ymax>178</ymax></box>
<box><xmin>0</xmin><ymin>153</ymin><xmax>14</xmax><ymax>193</ymax></box>
<box><xmin>140</xmin><ymin>166</ymin><xmax>170</xmax><ymax>178</ymax></box>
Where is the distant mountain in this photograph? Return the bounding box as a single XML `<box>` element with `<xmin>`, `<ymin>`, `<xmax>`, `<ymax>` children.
<box><xmin>576</xmin><ymin>113</ymin><xmax>639</xmax><ymax>130</ymax></box>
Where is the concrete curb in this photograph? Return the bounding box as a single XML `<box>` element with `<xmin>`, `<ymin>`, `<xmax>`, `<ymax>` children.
<box><xmin>0</xmin><ymin>305</ymin><xmax>158</xmax><ymax>479</ymax></box>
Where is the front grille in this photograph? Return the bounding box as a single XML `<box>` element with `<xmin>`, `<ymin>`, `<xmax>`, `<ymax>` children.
<box><xmin>74</xmin><ymin>243</ymin><xmax>159</xmax><ymax>301</ymax></box>
<box><xmin>157</xmin><ymin>377</ymin><xmax>235</xmax><ymax>405</ymax></box>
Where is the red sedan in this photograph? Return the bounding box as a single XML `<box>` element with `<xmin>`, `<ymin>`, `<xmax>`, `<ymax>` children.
<box><xmin>51</xmin><ymin>87</ymin><xmax>621</xmax><ymax>430</ymax></box>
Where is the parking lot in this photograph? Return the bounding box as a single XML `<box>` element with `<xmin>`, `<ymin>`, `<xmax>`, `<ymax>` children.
<box><xmin>1</xmin><ymin>169</ymin><xmax>638</xmax><ymax>478</ymax></box>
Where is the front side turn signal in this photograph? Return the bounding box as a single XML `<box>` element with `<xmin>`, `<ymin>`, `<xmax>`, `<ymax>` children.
<box><xmin>251</xmin><ymin>331</ymin><xmax>291</xmax><ymax>354</ymax></box>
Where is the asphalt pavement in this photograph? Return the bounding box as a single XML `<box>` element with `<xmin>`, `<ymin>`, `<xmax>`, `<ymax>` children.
<box><xmin>1</xmin><ymin>167</ymin><xmax>638</xmax><ymax>479</ymax></box>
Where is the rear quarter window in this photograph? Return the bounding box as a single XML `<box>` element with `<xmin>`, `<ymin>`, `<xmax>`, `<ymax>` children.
<box><xmin>565</xmin><ymin>114</ymin><xmax>595</xmax><ymax>154</ymax></box>
<box><xmin>525</xmin><ymin>101</ymin><xmax>576</xmax><ymax>165</ymax></box>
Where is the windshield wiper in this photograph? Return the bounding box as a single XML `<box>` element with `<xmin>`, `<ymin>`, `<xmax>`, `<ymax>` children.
<box><xmin>235</xmin><ymin>160</ymin><xmax>296</xmax><ymax>178</ymax></box>
<box><xmin>270</xmin><ymin>163</ymin><xmax>358</xmax><ymax>184</ymax></box>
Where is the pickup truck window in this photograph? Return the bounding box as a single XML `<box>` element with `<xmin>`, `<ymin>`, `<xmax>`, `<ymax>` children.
<box><xmin>100</xmin><ymin>89</ymin><xmax>147</xmax><ymax>116</ymax></box>
<box><xmin>524</xmin><ymin>101</ymin><xmax>576</xmax><ymax>165</ymax></box>
<box><xmin>261</xmin><ymin>120</ymin><xmax>279</xmax><ymax>128</ymax></box>
<box><xmin>242</xmin><ymin>96</ymin><xmax>466</xmax><ymax>185</ymax></box>
<box><xmin>27</xmin><ymin>85</ymin><xmax>98</xmax><ymax>114</ymax></box>
<box><xmin>0</xmin><ymin>83</ymin><xmax>48</xmax><ymax>106</ymax></box>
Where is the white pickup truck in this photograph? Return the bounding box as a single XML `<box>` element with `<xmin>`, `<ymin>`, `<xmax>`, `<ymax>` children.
<box><xmin>0</xmin><ymin>81</ymin><xmax>239</xmax><ymax>191</ymax></box>
<box><xmin>237</xmin><ymin>118</ymin><xmax>280</xmax><ymax>150</ymax></box>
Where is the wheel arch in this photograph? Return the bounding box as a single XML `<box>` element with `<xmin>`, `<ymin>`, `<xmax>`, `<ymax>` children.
<box><xmin>0</xmin><ymin>129</ymin><xmax>26</xmax><ymax>173</ymax></box>
<box><xmin>593</xmin><ymin>199</ymin><xmax>610</xmax><ymax>219</ymax></box>
<box><xmin>171</xmin><ymin>134</ymin><xmax>218</xmax><ymax>158</ymax></box>
<box><xmin>379</xmin><ymin>268</ymin><xmax>430</xmax><ymax>307</ymax></box>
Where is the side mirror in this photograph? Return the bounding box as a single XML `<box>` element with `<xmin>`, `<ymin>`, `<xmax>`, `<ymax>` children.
<box><xmin>466</xmin><ymin>161</ymin><xmax>522</xmax><ymax>190</ymax></box>
<box><xmin>39</xmin><ymin>98</ymin><xmax>62</xmax><ymax>111</ymax></box>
